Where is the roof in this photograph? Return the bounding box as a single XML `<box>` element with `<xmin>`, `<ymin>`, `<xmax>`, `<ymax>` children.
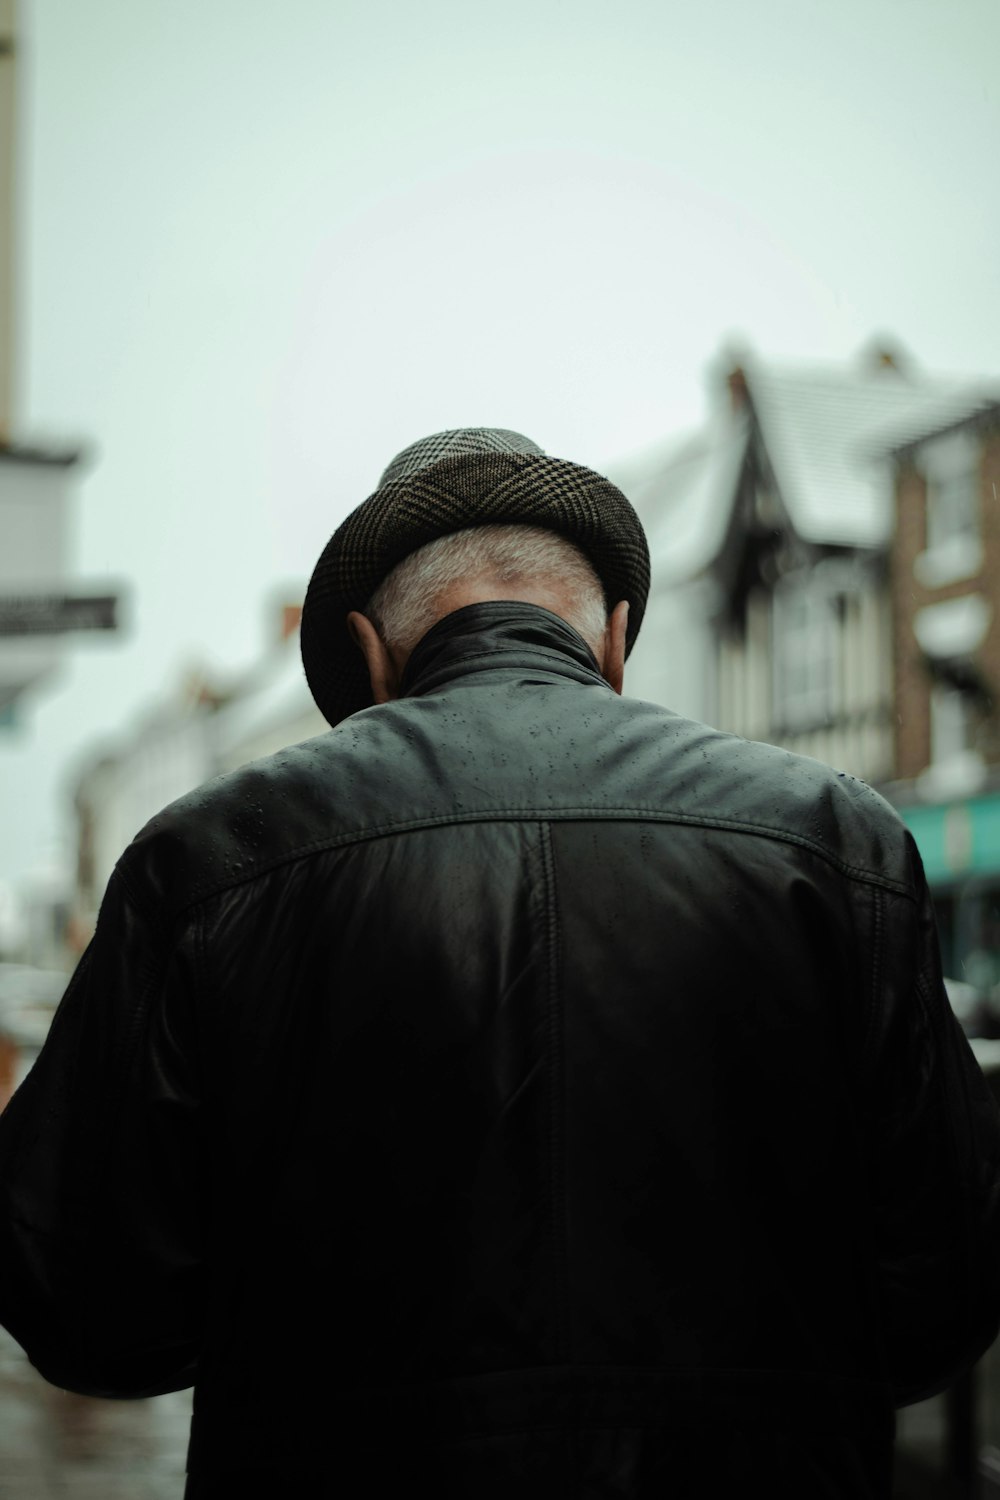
<box><xmin>872</xmin><ymin>392</ymin><xmax>1000</xmax><ymax>458</ymax></box>
<box><xmin>753</xmin><ymin>361</ymin><xmax>1000</xmax><ymax>547</ymax></box>
<box><xmin>605</xmin><ymin>347</ymin><xmax>1000</xmax><ymax>582</ymax></box>
<box><xmin>603</xmin><ymin>409</ymin><xmax>748</xmax><ymax>585</ymax></box>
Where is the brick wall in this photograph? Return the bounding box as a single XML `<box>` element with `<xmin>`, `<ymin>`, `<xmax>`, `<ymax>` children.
<box><xmin>891</xmin><ymin>462</ymin><xmax>930</xmax><ymax>779</ymax></box>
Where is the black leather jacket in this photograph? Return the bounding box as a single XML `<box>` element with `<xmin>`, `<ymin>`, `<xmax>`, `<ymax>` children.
<box><xmin>2</xmin><ymin>602</ymin><xmax>999</xmax><ymax>1498</ymax></box>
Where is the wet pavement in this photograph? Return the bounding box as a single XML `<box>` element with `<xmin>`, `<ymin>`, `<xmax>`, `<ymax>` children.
<box><xmin>0</xmin><ymin>1326</ymin><xmax>191</xmax><ymax>1499</ymax></box>
<box><xmin>0</xmin><ymin>1320</ymin><xmax>996</xmax><ymax>1498</ymax></box>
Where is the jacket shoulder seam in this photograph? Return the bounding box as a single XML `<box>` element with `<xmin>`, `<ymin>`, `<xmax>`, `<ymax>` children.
<box><xmin>140</xmin><ymin>805</ymin><xmax>918</xmax><ymax>920</ymax></box>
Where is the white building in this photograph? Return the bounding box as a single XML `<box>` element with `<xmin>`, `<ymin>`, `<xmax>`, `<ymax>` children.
<box><xmin>606</xmin><ymin>341</ymin><xmax>1000</xmax><ymax>787</ymax></box>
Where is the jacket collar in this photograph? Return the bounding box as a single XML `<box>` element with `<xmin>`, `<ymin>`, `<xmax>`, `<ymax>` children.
<box><xmin>398</xmin><ymin>601</ymin><xmax>609</xmax><ymax>700</ymax></box>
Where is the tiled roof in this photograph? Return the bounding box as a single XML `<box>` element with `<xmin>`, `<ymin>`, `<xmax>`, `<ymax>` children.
<box><xmin>750</xmin><ymin>361</ymin><xmax>999</xmax><ymax>548</ymax></box>
<box><xmin>861</xmin><ymin>389</ymin><xmax>1000</xmax><ymax>458</ymax></box>
<box><xmin>605</xmin><ymin>349</ymin><xmax>1000</xmax><ymax>579</ymax></box>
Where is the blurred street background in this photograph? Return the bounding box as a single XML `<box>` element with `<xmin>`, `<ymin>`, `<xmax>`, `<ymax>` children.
<box><xmin>2</xmin><ymin>0</ymin><xmax>1000</xmax><ymax>1492</ymax></box>
<box><xmin>0</xmin><ymin>1316</ymin><xmax>995</xmax><ymax>1499</ymax></box>
<box><xmin>0</xmin><ymin>1326</ymin><xmax>191</xmax><ymax>1499</ymax></box>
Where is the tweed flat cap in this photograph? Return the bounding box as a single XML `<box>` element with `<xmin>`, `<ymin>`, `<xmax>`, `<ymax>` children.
<box><xmin>301</xmin><ymin>427</ymin><xmax>650</xmax><ymax>726</ymax></box>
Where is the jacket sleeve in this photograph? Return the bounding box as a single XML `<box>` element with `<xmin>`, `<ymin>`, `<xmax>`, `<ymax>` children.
<box><xmin>0</xmin><ymin>865</ymin><xmax>205</xmax><ymax>1398</ymax></box>
<box><xmin>865</xmin><ymin>837</ymin><xmax>1000</xmax><ymax>1407</ymax></box>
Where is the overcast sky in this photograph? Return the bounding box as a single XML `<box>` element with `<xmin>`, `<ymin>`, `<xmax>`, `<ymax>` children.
<box><xmin>1</xmin><ymin>0</ymin><xmax>999</xmax><ymax>894</ymax></box>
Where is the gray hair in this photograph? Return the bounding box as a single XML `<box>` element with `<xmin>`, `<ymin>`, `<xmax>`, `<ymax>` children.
<box><xmin>366</xmin><ymin>524</ymin><xmax>608</xmax><ymax>657</ymax></box>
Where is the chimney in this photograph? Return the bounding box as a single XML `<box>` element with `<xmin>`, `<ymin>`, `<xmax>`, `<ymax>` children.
<box><xmin>727</xmin><ymin>365</ymin><xmax>749</xmax><ymax>411</ymax></box>
<box><xmin>860</xmin><ymin>336</ymin><xmax>911</xmax><ymax>376</ymax></box>
<box><xmin>280</xmin><ymin>603</ymin><xmax>303</xmax><ymax>641</ymax></box>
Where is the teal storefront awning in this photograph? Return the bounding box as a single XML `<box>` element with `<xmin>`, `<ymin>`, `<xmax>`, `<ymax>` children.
<box><xmin>899</xmin><ymin>792</ymin><xmax>1000</xmax><ymax>885</ymax></box>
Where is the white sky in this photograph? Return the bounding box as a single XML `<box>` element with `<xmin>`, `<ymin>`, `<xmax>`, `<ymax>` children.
<box><xmin>2</xmin><ymin>0</ymin><xmax>999</xmax><ymax>890</ymax></box>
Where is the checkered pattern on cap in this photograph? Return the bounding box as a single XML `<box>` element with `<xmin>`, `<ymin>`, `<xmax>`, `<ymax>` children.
<box><xmin>301</xmin><ymin>430</ymin><xmax>650</xmax><ymax>727</ymax></box>
<box><xmin>378</xmin><ymin>428</ymin><xmax>544</xmax><ymax>486</ymax></box>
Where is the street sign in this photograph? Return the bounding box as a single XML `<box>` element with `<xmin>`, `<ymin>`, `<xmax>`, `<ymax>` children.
<box><xmin>0</xmin><ymin>593</ymin><xmax>120</xmax><ymax>636</ymax></box>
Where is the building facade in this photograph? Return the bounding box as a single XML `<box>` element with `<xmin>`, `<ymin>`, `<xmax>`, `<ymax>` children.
<box><xmin>885</xmin><ymin>403</ymin><xmax>1000</xmax><ymax>1007</ymax></box>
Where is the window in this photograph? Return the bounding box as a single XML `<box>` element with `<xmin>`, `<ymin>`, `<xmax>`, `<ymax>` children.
<box><xmin>919</xmin><ymin>677</ymin><xmax>986</xmax><ymax>799</ymax></box>
<box><xmin>931</xmin><ymin>682</ymin><xmax>976</xmax><ymax>767</ymax></box>
<box><xmin>772</xmin><ymin>575</ymin><xmax>838</xmax><ymax>730</ymax></box>
<box><xmin>916</xmin><ymin>430</ymin><xmax>982</xmax><ymax>586</ymax></box>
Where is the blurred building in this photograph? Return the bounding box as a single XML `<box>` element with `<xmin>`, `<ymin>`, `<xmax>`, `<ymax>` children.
<box><xmin>609</xmin><ymin>340</ymin><xmax>1000</xmax><ymax>1003</ymax></box>
<box><xmin>0</xmin><ymin>0</ymin><xmax>89</xmax><ymax>725</ymax></box>
<box><xmin>0</xmin><ymin>0</ymin><xmax>105</xmax><ymax>1037</ymax></box>
<box><xmin>72</xmin><ymin>670</ymin><xmax>226</xmax><ymax>941</ymax></box>
<box><xmin>884</xmin><ymin>398</ymin><xmax>1000</xmax><ymax>1001</ymax></box>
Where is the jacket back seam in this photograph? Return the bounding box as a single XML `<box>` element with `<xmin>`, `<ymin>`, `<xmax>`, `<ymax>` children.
<box><xmin>538</xmin><ymin>821</ymin><xmax>570</xmax><ymax>1365</ymax></box>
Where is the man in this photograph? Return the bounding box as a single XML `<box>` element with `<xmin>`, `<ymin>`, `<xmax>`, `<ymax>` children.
<box><xmin>1</xmin><ymin>426</ymin><xmax>999</xmax><ymax>1498</ymax></box>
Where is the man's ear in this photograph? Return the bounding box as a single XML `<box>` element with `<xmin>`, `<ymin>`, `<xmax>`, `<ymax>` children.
<box><xmin>600</xmin><ymin>600</ymin><xmax>629</xmax><ymax>695</ymax></box>
<box><xmin>346</xmin><ymin>611</ymin><xmax>400</xmax><ymax>704</ymax></box>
